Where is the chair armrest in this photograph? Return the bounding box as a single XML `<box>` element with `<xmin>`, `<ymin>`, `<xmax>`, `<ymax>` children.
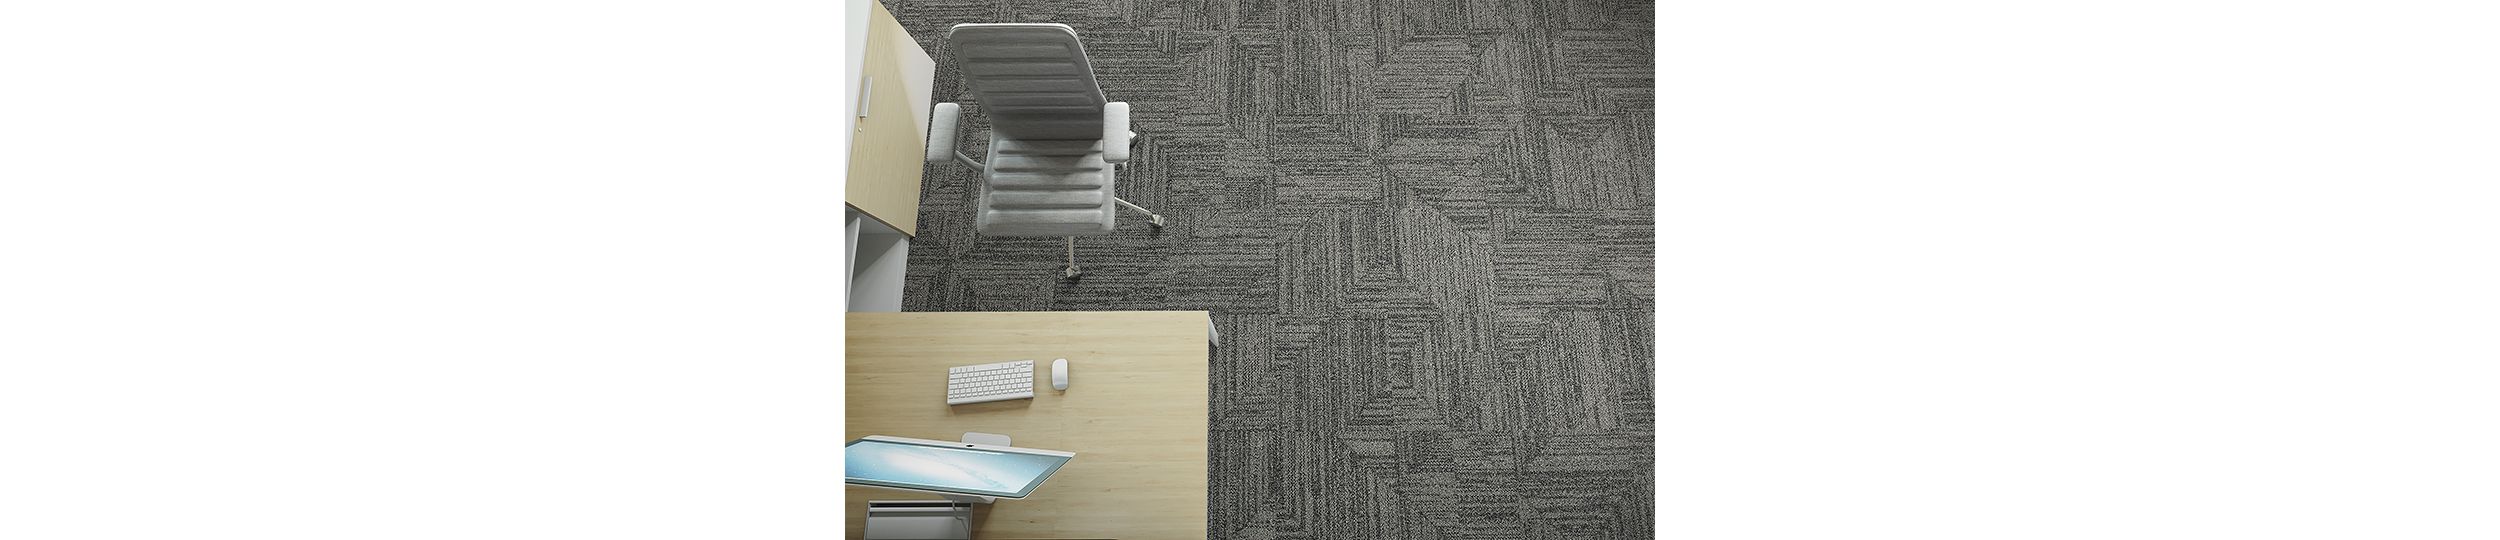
<box><xmin>926</xmin><ymin>102</ymin><xmax>961</xmax><ymax>163</ymax></box>
<box><xmin>1103</xmin><ymin>102</ymin><xmax>1131</xmax><ymax>163</ymax></box>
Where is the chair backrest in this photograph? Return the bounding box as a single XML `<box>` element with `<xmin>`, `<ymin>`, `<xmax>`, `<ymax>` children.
<box><xmin>947</xmin><ymin>23</ymin><xmax>1107</xmax><ymax>141</ymax></box>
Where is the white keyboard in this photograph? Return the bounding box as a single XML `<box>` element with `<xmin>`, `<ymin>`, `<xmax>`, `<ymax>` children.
<box><xmin>946</xmin><ymin>360</ymin><xmax>1036</xmax><ymax>405</ymax></box>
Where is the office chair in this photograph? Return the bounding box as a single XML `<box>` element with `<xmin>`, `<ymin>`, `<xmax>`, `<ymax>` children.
<box><xmin>924</xmin><ymin>23</ymin><xmax>1163</xmax><ymax>279</ymax></box>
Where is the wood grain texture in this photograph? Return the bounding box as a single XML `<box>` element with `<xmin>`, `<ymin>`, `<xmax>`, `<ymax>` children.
<box><xmin>846</xmin><ymin>311</ymin><xmax>1211</xmax><ymax>540</ymax></box>
<box><xmin>846</xmin><ymin>1</ymin><xmax>930</xmax><ymax>237</ymax></box>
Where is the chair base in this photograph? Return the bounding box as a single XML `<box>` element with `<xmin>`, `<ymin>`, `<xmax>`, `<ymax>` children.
<box><xmin>1062</xmin><ymin>198</ymin><xmax>1164</xmax><ymax>279</ymax></box>
<box><xmin>1064</xmin><ymin>237</ymin><xmax>1082</xmax><ymax>278</ymax></box>
<box><xmin>1116</xmin><ymin>197</ymin><xmax>1164</xmax><ymax>228</ymax></box>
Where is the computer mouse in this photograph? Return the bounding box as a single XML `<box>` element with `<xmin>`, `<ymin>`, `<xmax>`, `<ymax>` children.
<box><xmin>1051</xmin><ymin>358</ymin><xmax>1070</xmax><ymax>390</ymax></box>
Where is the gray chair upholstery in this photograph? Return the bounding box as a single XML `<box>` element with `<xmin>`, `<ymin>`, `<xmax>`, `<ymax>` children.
<box><xmin>926</xmin><ymin>23</ymin><xmax>1158</xmax><ymax>277</ymax></box>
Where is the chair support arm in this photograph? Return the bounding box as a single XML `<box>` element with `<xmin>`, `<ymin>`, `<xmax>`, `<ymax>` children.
<box><xmin>926</xmin><ymin>103</ymin><xmax>982</xmax><ymax>168</ymax></box>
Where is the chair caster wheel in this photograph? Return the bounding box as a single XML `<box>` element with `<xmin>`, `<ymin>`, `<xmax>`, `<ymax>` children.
<box><xmin>1148</xmin><ymin>215</ymin><xmax>1166</xmax><ymax>228</ymax></box>
<box><xmin>1063</xmin><ymin>266</ymin><xmax>1083</xmax><ymax>279</ymax></box>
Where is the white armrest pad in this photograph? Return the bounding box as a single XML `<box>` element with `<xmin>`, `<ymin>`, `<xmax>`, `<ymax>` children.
<box><xmin>926</xmin><ymin>103</ymin><xmax>961</xmax><ymax>163</ymax></box>
<box><xmin>1103</xmin><ymin>102</ymin><xmax>1130</xmax><ymax>163</ymax></box>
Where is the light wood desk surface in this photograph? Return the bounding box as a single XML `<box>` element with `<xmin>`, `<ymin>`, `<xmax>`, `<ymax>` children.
<box><xmin>846</xmin><ymin>311</ymin><xmax>1211</xmax><ymax>540</ymax></box>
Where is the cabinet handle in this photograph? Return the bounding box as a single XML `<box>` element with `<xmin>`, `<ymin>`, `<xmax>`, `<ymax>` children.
<box><xmin>856</xmin><ymin>76</ymin><xmax>873</xmax><ymax>119</ymax></box>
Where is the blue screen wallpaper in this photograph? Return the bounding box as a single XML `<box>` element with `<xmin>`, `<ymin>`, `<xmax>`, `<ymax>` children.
<box><xmin>845</xmin><ymin>440</ymin><xmax>1070</xmax><ymax>496</ymax></box>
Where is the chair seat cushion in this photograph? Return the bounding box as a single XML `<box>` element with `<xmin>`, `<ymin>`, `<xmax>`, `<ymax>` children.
<box><xmin>977</xmin><ymin>137</ymin><xmax>1117</xmax><ymax>236</ymax></box>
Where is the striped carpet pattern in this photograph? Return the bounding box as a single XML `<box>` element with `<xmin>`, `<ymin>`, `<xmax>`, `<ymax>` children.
<box><xmin>890</xmin><ymin>1</ymin><xmax>1654</xmax><ymax>537</ymax></box>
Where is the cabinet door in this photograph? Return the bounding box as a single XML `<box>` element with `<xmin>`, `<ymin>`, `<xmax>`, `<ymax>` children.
<box><xmin>845</xmin><ymin>2</ymin><xmax>931</xmax><ymax>237</ymax></box>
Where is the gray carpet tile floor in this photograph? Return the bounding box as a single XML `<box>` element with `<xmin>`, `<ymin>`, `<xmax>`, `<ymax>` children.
<box><xmin>889</xmin><ymin>1</ymin><xmax>1654</xmax><ymax>537</ymax></box>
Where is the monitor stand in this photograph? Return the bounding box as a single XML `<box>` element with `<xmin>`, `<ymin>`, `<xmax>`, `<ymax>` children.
<box><xmin>942</xmin><ymin>432</ymin><xmax>1012</xmax><ymax>505</ymax></box>
<box><xmin>860</xmin><ymin>432</ymin><xmax>1012</xmax><ymax>540</ymax></box>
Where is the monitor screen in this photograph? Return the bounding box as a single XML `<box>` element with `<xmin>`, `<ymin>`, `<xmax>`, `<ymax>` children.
<box><xmin>844</xmin><ymin>437</ymin><xmax>1074</xmax><ymax>499</ymax></box>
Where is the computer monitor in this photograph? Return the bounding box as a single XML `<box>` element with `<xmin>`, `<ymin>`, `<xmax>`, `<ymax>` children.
<box><xmin>844</xmin><ymin>435</ymin><xmax>1076</xmax><ymax>500</ymax></box>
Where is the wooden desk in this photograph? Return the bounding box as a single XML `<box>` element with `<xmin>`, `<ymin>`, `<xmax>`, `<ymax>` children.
<box><xmin>846</xmin><ymin>311</ymin><xmax>1212</xmax><ymax>540</ymax></box>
